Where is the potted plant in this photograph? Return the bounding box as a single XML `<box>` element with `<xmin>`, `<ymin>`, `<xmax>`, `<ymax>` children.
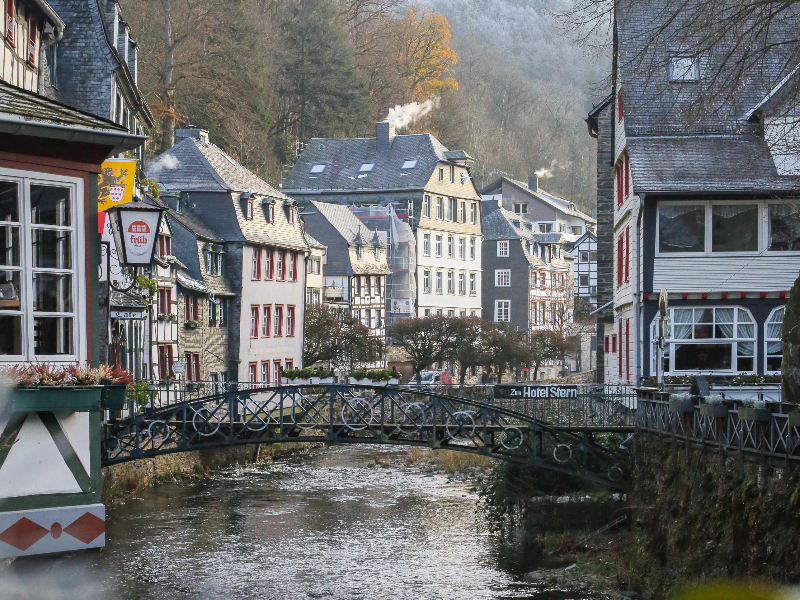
<box><xmin>348</xmin><ymin>369</ymin><xmax>371</xmax><ymax>385</ymax></box>
<box><xmin>738</xmin><ymin>398</ymin><xmax>772</xmax><ymax>422</ymax></box>
<box><xmin>668</xmin><ymin>392</ymin><xmax>695</xmax><ymax>413</ymax></box>
<box><xmin>699</xmin><ymin>394</ymin><xmax>728</xmax><ymax>419</ymax></box>
<box><xmin>99</xmin><ymin>365</ymin><xmax>134</xmax><ymax>410</ymax></box>
<box><xmin>7</xmin><ymin>364</ymin><xmax>109</xmax><ymax>412</ymax></box>
<box><xmin>184</xmin><ymin>319</ymin><xmax>200</xmax><ymax>329</ymax></box>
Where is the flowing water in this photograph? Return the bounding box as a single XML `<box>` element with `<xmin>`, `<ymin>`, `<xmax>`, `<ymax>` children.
<box><xmin>1</xmin><ymin>445</ymin><xmax>602</xmax><ymax>600</ymax></box>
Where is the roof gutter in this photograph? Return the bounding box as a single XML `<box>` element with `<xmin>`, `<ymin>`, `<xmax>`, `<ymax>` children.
<box><xmin>31</xmin><ymin>0</ymin><xmax>65</xmax><ymax>32</ymax></box>
<box><xmin>0</xmin><ymin>117</ymin><xmax>147</xmax><ymax>154</ymax></box>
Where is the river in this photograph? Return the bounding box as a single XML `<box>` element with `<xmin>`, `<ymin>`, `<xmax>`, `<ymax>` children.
<box><xmin>1</xmin><ymin>445</ymin><xmax>603</xmax><ymax>600</ymax></box>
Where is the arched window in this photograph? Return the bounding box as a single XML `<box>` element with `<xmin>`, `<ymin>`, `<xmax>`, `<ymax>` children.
<box><xmin>650</xmin><ymin>306</ymin><xmax>756</xmax><ymax>375</ymax></box>
<box><xmin>765</xmin><ymin>307</ymin><xmax>785</xmax><ymax>373</ymax></box>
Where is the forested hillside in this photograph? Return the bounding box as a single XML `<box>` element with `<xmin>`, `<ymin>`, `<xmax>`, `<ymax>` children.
<box><xmin>121</xmin><ymin>0</ymin><xmax>610</xmax><ymax>211</ymax></box>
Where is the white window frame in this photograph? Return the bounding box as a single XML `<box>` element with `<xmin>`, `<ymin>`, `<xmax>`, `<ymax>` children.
<box><xmin>495</xmin><ymin>300</ymin><xmax>510</xmax><ymax>322</ymax></box>
<box><xmin>458</xmin><ymin>271</ymin><xmax>466</xmax><ymax>295</ymax></box>
<box><xmin>447</xmin><ymin>271</ymin><xmax>454</xmax><ymax>294</ymax></box>
<box><xmin>765</xmin><ymin>306</ymin><xmax>785</xmax><ymax>374</ymax></box>
<box><xmin>497</xmin><ymin>240</ymin><xmax>509</xmax><ymax>257</ymax></box>
<box><xmin>470</xmin><ymin>237</ymin><xmax>476</xmax><ymax>260</ymax></box>
<box><xmin>423</xmin><ymin>269</ymin><xmax>431</xmax><ymax>293</ymax></box>
<box><xmin>436</xmin><ymin>271</ymin><xmax>443</xmax><ymax>294</ymax></box>
<box><xmin>470</xmin><ymin>203</ymin><xmax>477</xmax><ymax>224</ymax></box>
<box><xmin>435</xmin><ymin>234</ymin><xmax>442</xmax><ymax>257</ymax></box>
<box><xmin>458</xmin><ymin>237</ymin><xmax>465</xmax><ymax>260</ymax></box>
<box><xmin>423</xmin><ymin>195</ymin><xmax>431</xmax><ymax>218</ymax></box>
<box><xmin>447</xmin><ymin>235</ymin><xmax>454</xmax><ymax>258</ymax></box>
<box><xmin>0</xmin><ymin>169</ymin><xmax>86</xmax><ymax>363</ymax></box>
<box><xmin>495</xmin><ymin>269</ymin><xmax>511</xmax><ymax>287</ymax></box>
<box><xmin>423</xmin><ymin>233</ymin><xmax>431</xmax><ymax>256</ymax></box>
<box><xmin>469</xmin><ymin>272</ymin><xmax>476</xmax><ymax>295</ymax></box>
<box><xmin>436</xmin><ymin>197</ymin><xmax>443</xmax><ymax>220</ymax></box>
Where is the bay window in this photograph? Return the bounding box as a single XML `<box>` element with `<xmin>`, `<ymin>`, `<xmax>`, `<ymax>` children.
<box><xmin>651</xmin><ymin>306</ymin><xmax>756</xmax><ymax>374</ymax></box>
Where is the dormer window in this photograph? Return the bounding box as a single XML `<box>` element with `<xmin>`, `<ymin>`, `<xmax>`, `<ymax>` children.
<box><xmin>669</xmin><ymin>54</ymin><xmax>699</xmax><ymax>81</ymax></box>
<box><xmin>356</xmin><ymin>246</ymin><xmax>362</xmax><ymax>259</ymax></box>
<box><xmin>401</xmin><ymin>160</ymin><xmax>417</xmax><ymax>169</ymax></box>
<box><xmin>263</xmin><ymin>200</ymin><xmax>275</xmax><ymax>223</ymax></box>
<box><xmin>310</xmin><ymin>164</ymin><xmax>326</xmax><ymax>174</ymax></box>
<box><xmin>374</xmin><ymin>247</ymin><xmax>379</xmax><ymax>260</ymax></box>
<box><xmin>5</xmin><ymin>0</ymin><xmax>14</xmax><ymax>46</ymax></box>
<box><xmin>359</xmin><ymin>163</ymin><xmax>374</xmax><ymax>172</ymax></box>
<box><xmin>246</xmin><ymin>199</ymin><xmax>253</xmax><ymax>220</ymax></box>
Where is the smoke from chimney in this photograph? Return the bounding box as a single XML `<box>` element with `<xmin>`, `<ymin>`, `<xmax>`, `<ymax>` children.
<box><xmin>534</xmin><ymin>159</ymin><xmax>559</xmax><ymax>179</ymax></box>
<box><xmin>385</xmin><ymin>97</ymin><xmax>440</xmax><ymax>129</ymax></box>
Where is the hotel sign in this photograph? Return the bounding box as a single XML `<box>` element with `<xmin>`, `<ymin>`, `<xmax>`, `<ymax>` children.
<box><xmin>494</xmin><ymin>385</ymin><xmax>578</xmax><ymax>399</ymax></box>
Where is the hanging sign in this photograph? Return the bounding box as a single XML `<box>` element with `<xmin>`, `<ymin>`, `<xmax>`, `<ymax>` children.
<box><xmin>98</xmin><ymin>159</ymin><xmax>137</xmax><ymax>213</ymax></box>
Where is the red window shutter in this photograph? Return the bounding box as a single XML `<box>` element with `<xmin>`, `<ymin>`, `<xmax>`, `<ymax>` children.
<box><xmin>618</xmin><ymin>321</ymin><xmax>623</xmax><ymax>377</ymax></box>
<box><xmin>617</xmin><ymin>90</ymin><xmax>623</xmax><ymax>122</ymax></box>
<box><xmin>625</xmin><ymin>319</ymin><xmax>631</xmax><ymax>382</ymax></box>
<box><xmin>194</xmin><ymin>354</ymin><xmax>200</xmax><ymax>381</ymax></box>
<box><xmin>605</xmin><ymin>336</ymin><xmax>609</xmax><ymax>353</ymax></box>
<box><xmin>616</xmin><ymin>165</ymin><xmax>621</xmax><ymax>206</ymax></box>
<box><xmin>617</xmin><ymin>236</ymin><xmax>623</xmax><ymax>285</ymax></box>
<box><xmin>624</xmin><ymin>154</ymin><xmax>630</xmax><ymax>197</ymax></box>
<box><xmin>625</xmin><ymin>227</ymin><xmax>630</xmax><ymax>281</ymax></box>
<box><xmin>612</xmin><ymin>335</ymin><xmax>617</xmax><ymax>353</ymax></box>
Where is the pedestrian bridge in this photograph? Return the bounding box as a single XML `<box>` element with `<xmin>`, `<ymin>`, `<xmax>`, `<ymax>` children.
<box><xmin>102</xmin><ymin>384</ymin><xmax>636</xmax><ymax>487</ymax></box>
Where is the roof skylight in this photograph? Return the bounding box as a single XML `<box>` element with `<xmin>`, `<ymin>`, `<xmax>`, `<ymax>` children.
<box><xmin>401</xmin><ymin>160</ymin><xmax>417</xmax><ymax>169</ymax></box>
<box><xmin>359</xmin><ymin>163</ymin><xmax>374</xmax><ymax>172</ymax></box>
<box><xmin>310</xmin><ymin>164</ymin><xmax>326</xmax><ymax>174</ymax></box>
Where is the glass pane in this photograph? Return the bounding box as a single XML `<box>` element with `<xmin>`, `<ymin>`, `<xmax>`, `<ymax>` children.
<box><xmin>767</xmin><ymin>356</ymin><xmax>782</xmax><ymax>371</ymax></box>
<box><xmin>716</xmin><ymin>308</ymin><xmax>734</xmax><ymax>323</ymax></box>
<box><xmin>674</xmin><ymin>325</ymin><xmax>693</xmax><ymax>339</ymax></box>
<box><xmin>768</xmin><ymin>204</ymin><xmax>800</xmax><ymax>251</ymax></box>
<box><xmin>675</xmin><ymin>343</ymin><xmax>732</xmax><ymax>370</ymax></box>
<box><xmin>659</xmin><ymin>205</ymin><xmax>705</xmax><ymax>252</ymax></box>
<box><xmin>30</xmin><ymin>185</ymin><xmax>71</xmax><ymax>226</ymax></box>
<box><xmin>715</xmin><ymin>324</ymin><xmax>734</xmax><ymax>338</ymax></box>
<box><xmin>32</xmin><ymin>230</ymin><xmax>71</xmax><ymax>269</ymax></box>
<box><xmin>738</xmin><ymin>309</ymin><xmax>754</xmax><ymax>323</ymax></box>
<box><xmin>696</xmin><ymin>309</ymin><xmax>713</xmax><ymax>323</ymax></box>
<box><xmin>0</xmin><ymin>181</ymin><xmax>19</xmax><ymax>222</ymax></box>
<box><xmin>767</xmin><ymin>323</ymin><xmax>782</xmax><ymax>339</ymax></box>
<box><xmin>34</xmin><ymin>316</ymin><xmax>73</xmax><ymax>355</ymax></box>
<box><xmin>768</xmin><ymin>308</ymin><xmax>785</xmax><ymax>324</ymax></box>
<box><xmin>712</xmin><ymin>204</ymin><xmax>758</xmax><ymax>252</ymax></box>
<box><xmin>694</xmin><ymin>324</ymin><xmax>713</xmax><ymax>339</ymax></box>
<box><xmin>737</xmin><ymin>341</ymin><xmax>754</xmax><ymax>356</ymax></box>
<box><xmin>0</xmin><ymin>270</ymin><xmax>21</xmax><ymax>310</ymax></box>
<box><xmin>674</xmin><ymin>308</ymin><xmax>694</xmax><ymax>323</ymax></box>
<box><xmin>767</xmin><ymin>340</ymin><xmax>782</xmax><ymax>355</ymax></box>
<box><xmin>738</xmin><ymin>324</ymin><xmax>755</xmax><ymax>338</ymax></box>
<box><xmin>32</xmin><ymin>273</ymin><xmax>72</xmax><ymax>312</ymax></box>
<box><xmin>0</xmin><ymin>225</ymin><xmax>19</xmax><ymax>266</ymax></box>
<box><xmin>737</xmin><ymin>357</ymin><xmax>754</xmax><ymax>372</ymax></box>
<box><xmin>0</xmin><ymin>315</ymin><xmax>21</xmax><ymax>354</ymax></box>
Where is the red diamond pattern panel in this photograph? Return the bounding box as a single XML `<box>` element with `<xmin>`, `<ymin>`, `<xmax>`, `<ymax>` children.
<box><xmin>0</xmin><ymin>517</ymin><xmax>49</xmax><ymax>551</ymax></box>
<box><xmin>63</xmin><ymin>512</ymin><xmax>105</xmax><ymax>544</ymax></box>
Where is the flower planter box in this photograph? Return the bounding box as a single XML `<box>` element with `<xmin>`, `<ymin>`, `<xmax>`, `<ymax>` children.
<box><xmin>319</xmin><ymin>377</ymin><xmax>334</xmax><ymax>384</ymax></box>
<box><xmin>289</xmin><ymin>378</ymin><xmax>311</xmax><ymax>385</ymax></box>
<box><xmin>388</xmin><ymin>378</ymin><xmax>399</xmax><ymax>385</ymax></box>
<box><xmin>699</xmin><ymin>404</ymin><xmax>728</xmax><ymax>419</ymax></box>
<box><xmin>738</xmin><ymin>407</ymin><xmax>772</xmax><ymax>422</ymax></box>
<box><xmin>668</xmin><ymin>399</ymin><xmax>695</xmax><ymax>413</ymax></box>
<box><xmin>348</xmin><ymin>377</ymin><xmax>376</xmax><ymax>385</ymax></box>
<box><xmin>184</xmin><ymin>322</ymin><xmax>199</xmax><ymax>329</ymax></box>
<box><xmin>101</xmin><ymin>385</ymin><xmax>128</xmax><ymax>410</ymax></box>
<box><xmin>13</xmin><ymin>386</ymin><xmax>103</xmax><ymax>412</ymax></box>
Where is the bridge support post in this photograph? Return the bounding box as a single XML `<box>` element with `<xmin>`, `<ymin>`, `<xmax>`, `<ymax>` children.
<box><xmin>0</xmin><ymin>389</ymin><xmax>105</xmax><ymax>558</ymax></box>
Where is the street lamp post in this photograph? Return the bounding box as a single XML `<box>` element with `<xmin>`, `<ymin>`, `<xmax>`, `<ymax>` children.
<box><xmin>105</xmin><ymin>199</ymin><xmax>165</xmax><ymax>267</ymax></box>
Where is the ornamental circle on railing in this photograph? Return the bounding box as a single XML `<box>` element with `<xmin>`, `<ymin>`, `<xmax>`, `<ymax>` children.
<box><xmin>147</xmin><ymin>420</ymin><xmax>170</xmax><ymax>443</ymax></box>
<box><xmin>446</xmin><ymin>411</ymin><xmax>476</xmax><ymax>441</ymax></box>
<box><xmin>499</xmin><ymin>426</ymin><xmax>524</xmax><ymax>450</ymax></box>
<box><xmin>342</xmin><ymin>397</ymin><xmax>374</xmax><ymax>431</ymax></box>
<box><xmin>192</xmin><ymin>406</ymin><xmax>222</xmax><ymax>437</ymax></box>
<box><xmin>398</xmin><ymin>402</ymin><xmax>427</xmax><ymax>433</ymax></box>
<box><xmin>553</xmin><ymin>444</ymin><xmax>572</xmax><ymax>463</ymax></box>
<box><xmin>608</xmin><ymin>465</ymin><xmax>624</xmax><ymax>482</ymax></box>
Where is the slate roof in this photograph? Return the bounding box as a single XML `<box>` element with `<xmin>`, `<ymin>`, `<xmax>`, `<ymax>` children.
<box><xmin>303</xmin><ymin>231</ymin><xmax>326</xmax><ymax>250</ymax></box>
<box><xmin>0</xmin><ymin>80</ymin><xmax>144</xmax><ymax>152</ymax></box>
<box><xmin>283</xmin><ymin>133</ymin><xmax>454</xmax><ymax>193</ymax></box>
<box><xmin>309</xmin><ymin>201</ymin><xmax>385</xmax><ymax>248</ymax></box>
<box><xmin>482</xmin><ymin>177</ymin><xmax>596</xmax><ymax>224</ymax></box>
<box><xmin>617</xmin><ymin>0</ymin><xmax>800</xmax><ymax>193</ymax></box>
<box><xmin>482</xmin><ymin>207</ymin><xmax>566</xmax><ymax>244</ymax></box>
<box><xmin>147</xmin><ymin>137</ymin><xmax>289</xmax><ymax>198</ymax></box>
<box><xmin>626</xmin><ymin>135</ymin><xmax>800</xmax><ymax>193</ymax></box>
<box><xmin>110</xmin><ymin>290</ymin><xmax>147</xmax><ymax>309</ymax></box>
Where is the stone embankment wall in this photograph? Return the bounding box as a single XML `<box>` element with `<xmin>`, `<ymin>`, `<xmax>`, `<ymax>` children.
<box><xmin>623</xmin><ymin>433</ymin><xmax>800</xmax><ymax>598</ymax></box>
<box><xmin>102</xmin><ymin>443</ymin><xmax>312</xmax><ymax>502</ymax></box>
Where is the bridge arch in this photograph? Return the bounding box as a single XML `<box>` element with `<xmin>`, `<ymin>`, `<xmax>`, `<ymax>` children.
<box><xmin>103</xmin><ymin>385</ymin><xmax>632</xmax><ymax>488</ymax></box>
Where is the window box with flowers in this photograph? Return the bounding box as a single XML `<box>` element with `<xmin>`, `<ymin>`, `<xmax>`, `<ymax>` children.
<box><xmin>698</xmin><ymin>395</ymin><xmax>729</xmax><ymax>419</ymax></box>
<box><xmin>737</xmin><ymin>399</ymin><xmax>772</xmax><ymax>422</ymax></box>
<box><xmin>184</xmin><ymin>319</ymin><xmax>200</xmax><ymax>329</ymax></box>
<box><xmin>668</xmin><ymin>393</ymin><xmax>695</xmax><ymax>413</ymax></box>
<box><xmin>158</xmin><ymin>313</ymin><xmax>176</xmax><ymax>322</ymax></box>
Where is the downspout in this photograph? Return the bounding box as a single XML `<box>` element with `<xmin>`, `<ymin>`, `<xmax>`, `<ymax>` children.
<box><xmin>634</xmin><ymin>196</ymin><xmax>644</xmax><ymax>385</ymax></box>
<box><xmin>38</xmin><ymin>24</ymin><xmax>63</xmax><ymax>93</ymax></box>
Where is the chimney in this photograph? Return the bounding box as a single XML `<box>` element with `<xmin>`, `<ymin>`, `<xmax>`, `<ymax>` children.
<box><xmin>528</xmin><ymin>175</ymin><xmax>539</xmax><ymax>192</ymax></box>
<box><xmin>176</xmin><ymin>128</ymin><xmax>210</xmax><ymax>145</ymax></box>
<box><xmin>376</xmin><ymin>121</ymin><xmax>396</xmax><ymax>152</ymax></box>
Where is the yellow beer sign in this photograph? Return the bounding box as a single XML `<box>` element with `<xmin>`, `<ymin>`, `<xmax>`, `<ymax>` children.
<box><xmin>98</xmin><ymin>158</ymin><xmax>137</xmax><ymax>213</ymax></box>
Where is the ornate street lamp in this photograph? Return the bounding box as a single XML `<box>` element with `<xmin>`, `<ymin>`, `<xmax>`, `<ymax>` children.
<box><xmin>105</xmin><ymin>199</ymin><xmax>165</xmax><ymax>266</ymax></box>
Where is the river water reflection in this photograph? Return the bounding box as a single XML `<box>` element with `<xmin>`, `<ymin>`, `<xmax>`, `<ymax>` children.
<box><xmin>1</xmin><ymin>445</ymin><xmax>599</xmax><ymax>600</ymax></box>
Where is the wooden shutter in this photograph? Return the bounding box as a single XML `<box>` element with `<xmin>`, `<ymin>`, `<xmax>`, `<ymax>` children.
<box><xmin>624</xmin><ymin>154</ymin><xmax>630</xmax><ymax>197</ymax></box>
<box><xmin>27</xmin><ymin>17</ymin><xmax>35</xmax><ymax>64</ymax></box>
<box><xmin>618</xmin><ymin>322</ymin><xmax>623</xmax><ymax>377</ymax></box>
<box><xmin>617</xmin><ymin>236</ymin><xmax>623</xmax><ymax>285</ymax></box>
<box><xmin>617</xmin><ymin>90</ymin><xmax>623</xmax><ymax>122</ymax></box>
<box><xmin>5</xmin><ymin>0</ymin><xmax>13</xmax><ymax>45</ymax></box>
<box><xmin>625</xmin><ymin>319</ymin><xmax>631</xmax><ymax>382</ymax></box>
<box><xmin>625</xmin><ymin>227</ymin><xmax>630</xmax><ymax>281</ymax></box>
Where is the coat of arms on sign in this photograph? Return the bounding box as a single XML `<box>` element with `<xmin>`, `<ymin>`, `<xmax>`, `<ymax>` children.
<box><xmin>98</xmin><ymin>164</ymin><xmax>130</xmax><ymax>208</ymax></box>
